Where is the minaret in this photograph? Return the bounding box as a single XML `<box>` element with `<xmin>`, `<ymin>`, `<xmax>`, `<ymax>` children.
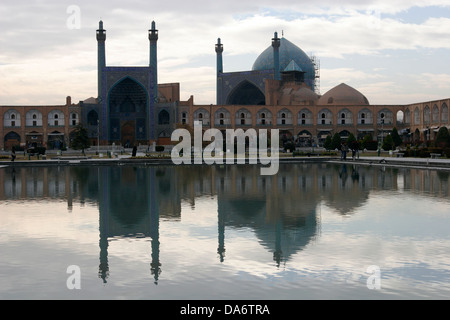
<box><xmin>215</xmin><ymin>38</ymin><xmax>223</xmax><ymax>105</ymax></box>
<box><xmin>96</xmin><ymin>20</ymin><xmax>106</xmax><ymax>101</ymax></box>
<box><xmin>272</xmin><ymin>31</ymin><xmax>280</xmax><ymax>81</ymax></box>
<box><xmin>149</xmin><ymin>21</ymin><xmax>159</xmax><ymax>103</ymax></box>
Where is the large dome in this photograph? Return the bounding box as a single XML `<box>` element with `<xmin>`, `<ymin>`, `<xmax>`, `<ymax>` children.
<box><xmin>252</xmin><ymin>37</ymin><xmax>316</xmax><ymax>89</ymax></box>
<box><xmin>318</xmin><ymin>83</ymin><xmax>370</xmax><ymax>106</ymax></box>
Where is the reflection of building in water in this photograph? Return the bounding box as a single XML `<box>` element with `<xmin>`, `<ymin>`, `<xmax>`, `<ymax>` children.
<box><xmin>1</xmin><ymin>164</ymin><xmax>449</xmax><ymax>277</ymax></box>
<box><xmin>97</xmin><ymin>166</ymin><xmax>181</xmax><ymax>284</ymax></box>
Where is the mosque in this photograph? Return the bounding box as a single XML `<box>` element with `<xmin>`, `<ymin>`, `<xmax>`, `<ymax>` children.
<box><xmin>1</xmin><ymin>20</ymin><xmax>449</xmax><ymax>151</ymax></box>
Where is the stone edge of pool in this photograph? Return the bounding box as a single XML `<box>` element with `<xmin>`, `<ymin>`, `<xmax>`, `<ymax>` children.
<box><xmin>2</xmin><ymin>156</ymin><xmax>450</xmax><ymax>171</ymax></box>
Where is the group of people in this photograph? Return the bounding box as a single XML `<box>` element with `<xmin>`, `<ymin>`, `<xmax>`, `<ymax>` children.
<box><xmin>340</xmin><ymin>141</ymin><xmax>360</xmax><ymax>161</ymax></box>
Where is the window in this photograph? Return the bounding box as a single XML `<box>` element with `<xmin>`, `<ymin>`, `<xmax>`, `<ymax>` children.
<box><xmin>240</xmin><ymin>113</ymin><xmax>245</xmax><ymax>125</ymax></box>
<box><xmin>11</xmin><ymin>121</ymin><xmax>15</xmax><ymax>127</ymax></box>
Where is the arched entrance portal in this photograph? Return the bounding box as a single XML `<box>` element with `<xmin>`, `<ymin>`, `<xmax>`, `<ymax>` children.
<box><xmin>227</xmin><ymin>80</ymin><xmax>265</xmax><ymax>105</ymax></box>
<box><xmin>121</xmin><ymin>121</ymin><xmax>136</xmax><ymax>148</ymax></box>
<box><xmin>108</xmin><ymin>77</ymin><xmax>148</xmax><ymax>146</ymax></box>
<box><xmin>4</xmin><ymin>131</ymin><xmax>21</xmax><ymax>150</ymax></box>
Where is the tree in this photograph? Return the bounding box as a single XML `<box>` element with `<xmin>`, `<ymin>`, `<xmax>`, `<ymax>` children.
<box><xmin>347</xmin><ymin>133</ymin><xmax>356</xmax><ymax>146</ymax></box>
<box><xmin>391</xmin><ymin>127</ymin><xmax>402</xmax><ymax>147</ymax></box>
<box><xmin>70</xmin><ymin>124</ymin><xmax>90</xmax><ymax>155</ymax></box>
<box><xmin>323</xmin><ymin>135</ymin><xmax>332</xmax><ymax>151</ymax></box>
<box><xmin>382</xmin><ymin>134</ymin><xmax>394</xmax><ymax>151</ymax></box>
<box><xmin>361</xmin><ymin>134</ymin><xmax>372</xmax><ymax>150</ymax></box>
<box><xmin>435</xmin><ymin>126</ymin><xmax>450</xmax><ymax>148</ymax></box>
<box><xmin>331</xmin><ymin>133</ymin><xmax>342</xmax><ymax>150</ymax></box>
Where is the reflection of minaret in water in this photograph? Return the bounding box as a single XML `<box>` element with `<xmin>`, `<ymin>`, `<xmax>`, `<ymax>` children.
<box><xmin>149</xmin><ymin>168</ymin><xmax>161</xmax><ymax>284</ymax></box>
<box><xmin>97</xmin><ymin>167</ymin><xmax>161</xmax><ymax>284</ymax></box>
<box><xmin>98</xmin><ymin>167</ymin><xmax>110</xmax><ymax>283</ymax></box>
<box><xmin>217</xmin><ymin>205</ymin><xmax>225</xmax><ymax>262</ymax></box>
<box><xmin>273</xmin><ymin>220</ymin><xmax>283</xmax><ymax>268</ymax></box>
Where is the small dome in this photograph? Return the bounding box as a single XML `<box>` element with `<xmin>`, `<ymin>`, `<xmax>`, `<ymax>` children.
<box><xmin>252</xmin><ymin>37</ymin><xmax>316</xmax><ymax>90</ymax></box>
<box><xmin>293</xmin><ymin>87</ymin><xmax>319</xmax><ymax>102</ymax></box>
<box><xmin>318</xmin><ymin>83</ymin><xmax>369</xmax><ymax>106</ymax></box>
<box><xmin>279</xmin><ymin>86</ymin><xmax>318</xmax><ymax>105</ymax></box>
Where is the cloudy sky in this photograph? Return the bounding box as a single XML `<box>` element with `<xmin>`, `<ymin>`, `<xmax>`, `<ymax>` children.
<box><xmin>1</xmin><ymin>0</ymin><xmax>450</xmax><ymax>106</ymax></box>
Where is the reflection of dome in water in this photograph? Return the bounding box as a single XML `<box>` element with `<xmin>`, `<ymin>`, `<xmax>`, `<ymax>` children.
<box><xmin>219</xmin><ymin>195</ymin><xmax>318</xmax><ymax>263</ymax></box>
<box><xmin>318</xmin><ymin>83</ymin><xmax>370</xmax><ymax>106</ymax></box>
<box><xmin>252</xmin><ymin>37</ymin><xmax>316</xmax><ymax>89</ymax></box>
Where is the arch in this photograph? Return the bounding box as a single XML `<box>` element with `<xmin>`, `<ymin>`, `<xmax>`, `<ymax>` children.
<box><xmin>47</xmin><ymin>130</ymin><xmax>64</xmax><ymax>150</ymax></box>
<box><xmin>317</xmin><ymin>108</ymin><xmax>333</xmax><ymax>125</ymax></box>
<box><xmin>298</xmin><ymin>108</ymin><xmax>313</xmax><ymax>125</ymax></box>
<box><xmin>236</xmin><ymin>108</ymin><xmax>252</xmax><ymax>125</ymax></box>
<box><xmin>108</xmin><ymin>77</ymin><xmax>148</xmax><ymax>142</ymax></box>
<box><xmin>442</xmin><ymin>103</ymin><xmax>448</xmax><ymax>123</ymax></box>
<box><xmin>226</xmin><ymin>80</ymin><xmax>265</xmax><ymax>105</ymax></box>
<box><xmin>414</xmin><ymin>107</ymin><xmax>420</xmax><ymax>125</ymax></box>
<box><xmin>339</xmin><ymin>130</ymin><xmax>352</xmax><ymax>139</ymax></box>
<box><xmin>377</xmin><ymin>109</ymin><xmax>393</xmax><ymax>124</ymax></box>
<box><xmin>3</xmin><ymin>109</ymin><xmax>21</xmax><ymax>127</ymax></box>
<box><xmin>396</xmin><ymin>110</ymin><xmax>405</xmax><ymax>124</ymax></box>
<box><xmin>158</xmin><ymin>130</ymin><xmax>171</xmax><ymax>138</ymax></box>
<box><xmin>414</xmin><ymin>128</ymin><xmax>420</xmax><ymax>142</ymax></box>
<box><xmin>193</xmin><ymin>108</ymin><xmax>210</xmax><ymax>125</ymax></box>
<box><xmin>181</xmin><ymin>111</ymin><xmax>188</xmax><ymax>125</ymax></box>
<box><xmin>277</xmin><ymin>108</ymin><xmax>293</xmax><ymax>125</ymax></box>
<box><xmin>358</xmin><ymin>108</ymin><xmax>373</xmax><ymax>125</ymax></box>
<box><xmin>70</xmin><ymin>112</ymin><xmax>79</xmax><ymax>126</ymax></box>
<box><xmin>48</xmin><ymin>109</ymin><xmax>65</xmax><ymax>127</ymax></box>
<box><xmin>87</xmin><ymin>110</ymin><xmax>99</xmax><ymax>126</ymax></box>
<box><xmin>214</xmin><ymin>108</ymin><xmax>231</xmax><ymax>126</ymax></box>
<box><xmin>256</xmin><ymin>108</ymin><xmax>273</xmax><ymax>125</ymax></box>
<box><xmin>338</xmin><ymin>108</ymin><xmax>353</xmax><ymax>125</ymax></box>
<box><xmin>158</xmin><ymin>109</ymin><xmax>170</xmax><ymax>125</ymax></box>
<box><xmin>404</xmin><ymin>108</ymin><xmax>411</xmax><ymax>124</ymax></box>
<box><xmin>26</xmin><ymin>110</ymin><xmax>43</xmax><ymax>127</ymax></box>
<box><xmin>4</xmin><ymin>131</ymin><xmax>21</xmax><ymax>150</ymax></box>
<box><xmin>432</xmin><ymin>104</ymin><xmax>439</xmax><ymax>124</ymax></box>
<box><xmin>423</xmin><ymin>105</ymin><xmax>431</xmax><ymax>124</ymax></box>
<box><xmin>108</xmin><ymin>77</ymin><xmax>148</xmax><ymax>114</ymax></box>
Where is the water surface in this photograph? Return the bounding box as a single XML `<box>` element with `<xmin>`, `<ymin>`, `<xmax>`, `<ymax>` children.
<box><xmin>1</xmin><ymin>163</ymin><xmax>449</xmax><ymax>299</ymax></box>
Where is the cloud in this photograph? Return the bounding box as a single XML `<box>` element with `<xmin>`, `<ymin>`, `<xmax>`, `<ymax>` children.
<box><xmin>1</xmin><ymin>1</ymin><xmax>450</xmax><ymax>105</ymax></box>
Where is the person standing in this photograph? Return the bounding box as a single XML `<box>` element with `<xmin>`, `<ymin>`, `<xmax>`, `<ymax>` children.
<box><xmin>11</xmin><ymin>146</ymin><xmax>16</xmax><ymax>162</ymax></box>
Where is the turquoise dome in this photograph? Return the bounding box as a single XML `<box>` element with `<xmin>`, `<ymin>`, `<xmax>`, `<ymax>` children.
<box><xmin>252</xmin><ymin>37</ymin><xmax>316</xmax><ymax>89</ymax></box>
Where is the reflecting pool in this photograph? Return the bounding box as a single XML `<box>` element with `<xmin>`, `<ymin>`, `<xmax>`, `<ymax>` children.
<box><xmin>1</xmin><ymin>163</ymin><xmax>450</xmax><ymax>300</ymax></box>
